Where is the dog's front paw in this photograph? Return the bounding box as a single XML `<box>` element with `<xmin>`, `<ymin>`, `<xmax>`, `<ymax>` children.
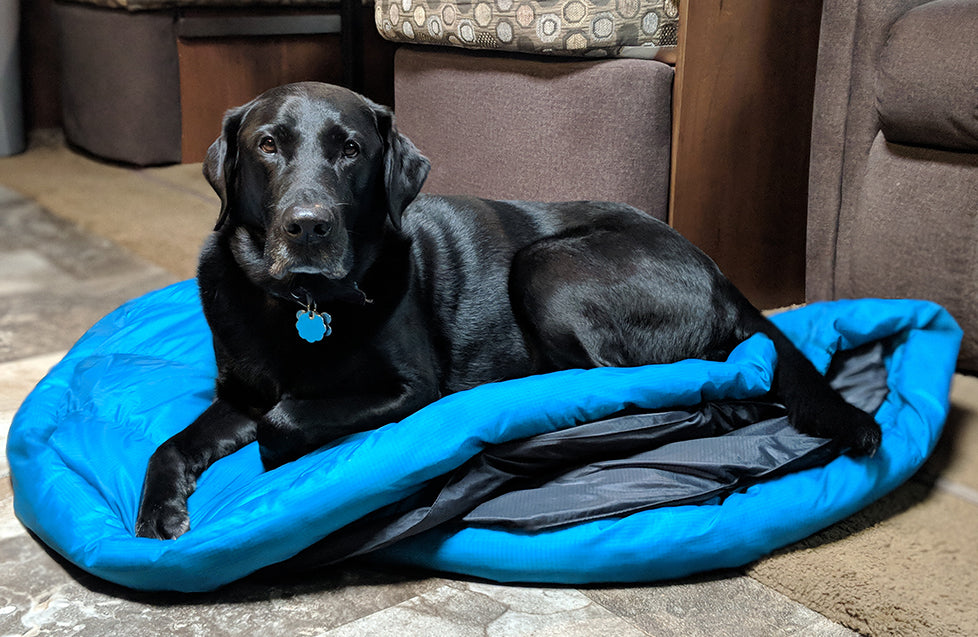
<box><xmin>135</xmin><ymin>499</ymin><xmax>190</xmax><ymax>540</ymax></box>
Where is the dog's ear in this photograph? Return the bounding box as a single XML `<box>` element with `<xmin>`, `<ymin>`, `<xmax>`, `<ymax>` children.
<box><xmin>203</xmin><ymin>104</ymin><xmax>248</xmax><ymax>231</ymax></box>
<box><xmin>370</xmin><ymin>101</ymin><xmax>430</xmax><ymax>230</ymax></box>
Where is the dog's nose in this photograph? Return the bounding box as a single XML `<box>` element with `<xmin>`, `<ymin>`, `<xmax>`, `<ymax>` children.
<box><xmin>282</xmin><ymin>206</ymin><xmax>332</xmax><ymax>244</ymax></box>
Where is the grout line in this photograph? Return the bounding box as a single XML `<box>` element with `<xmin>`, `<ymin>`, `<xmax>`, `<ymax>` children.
<box><xmin>931</xmin><ymin>476</ymin><xmax>978</xmax><ymax>507</ymax></box>
<box><xmin>914</xmin><ymin>471</ymin><xmax>978</xmax><ymax>507</ymax></box>
<box><xmin>583</xmin><ymin>592</ymin><xmax>658</xmax><ymax>637</ymax></box>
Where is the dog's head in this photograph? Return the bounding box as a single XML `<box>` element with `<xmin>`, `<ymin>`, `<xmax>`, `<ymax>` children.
<box><xmin>202</xmin><ymin>82</ymin><xmax>430</xmax><ymax>297</ymax></box>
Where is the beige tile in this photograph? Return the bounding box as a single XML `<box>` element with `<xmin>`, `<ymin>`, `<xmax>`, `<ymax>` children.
<box><xmin>0</xmin><ymin>271</ymin><xmax>175</xmax><ymax>363</ymax></box>
<box><xmin>586</xmin><ymin>575</ymin><xmax>856</xmax><ymax>637</ymax></box>
<box><xmin>3</xmin><ymin>475</ymin><xmax>445</xmax><ymax>637</ymax></box>
<box><xmin>0</xmin><ymin>141</ymin><xmax>214</xmax><ymax>279</ymax></box>
<box><xmin>0</xmin><ymin>197</ymin><xmax>177</xmax><ymax>362</ymax></box>
<box><xmin>0</xmin><ymin>194</ymin><xmax>155</xmax><ymax>282</ymax></box>
<box><xmin>322</xmin><ymin>582</ymin><xmax>650</xmax><ymax>637</ymax></box>
<box><xmin>0</xmin><ymin>251</ymin><xmax>57</xmax><ymax>296</ymax></box>
<box><xmin>0</xmin><ymin>350</ymin><xmax>66</xmax><ymax>412</ymax></box>
<box><xmin>0</xmin><ymin>534</ymin><xmax>448</xmax><ymax>637</ymax></box>
<box><xmin>0</xmin><ymin>491</ymin><xmax>26</xmax><ymax>541</ymax></box>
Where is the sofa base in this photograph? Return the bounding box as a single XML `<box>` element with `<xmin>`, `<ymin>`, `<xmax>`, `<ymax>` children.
<box><xmin>55</xmin><ymin>3</ymin><xmax>182</xmax><ymax>165</ymax></box>
<box><xmin>393</xmin><ymin>47</ymin><xmax>674</xmax><ymax>222</ymax></box>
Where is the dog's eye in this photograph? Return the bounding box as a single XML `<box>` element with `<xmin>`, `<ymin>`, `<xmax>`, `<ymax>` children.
<box><xmin>342</xmin><ymin>140</ymin><xmax>360</xmax><ymax>158</ymax></box>
<box><xmin>259</xmin><ymin>136</ymin><xmax>277</xmax><ymax>154</ymax></box>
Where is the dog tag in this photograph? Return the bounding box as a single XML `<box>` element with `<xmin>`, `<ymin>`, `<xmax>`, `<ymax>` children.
<box><xmin>295</xmin><ymin>309</ymin><xmax>331</xmax><ymax>343</ymax></box>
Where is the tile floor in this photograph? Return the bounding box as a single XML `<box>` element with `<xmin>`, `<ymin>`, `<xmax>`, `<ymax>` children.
<box><xmin>0</xmin><ymin>181</ymin><xmax>860</xmax><ymax>635</ymax></box>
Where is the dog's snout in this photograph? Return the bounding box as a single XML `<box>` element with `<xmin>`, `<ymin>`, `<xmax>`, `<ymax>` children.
<box><xmin>282</xmin><ymin>206</ymin><xmax>333</xmax><ymax>244</ymax></box>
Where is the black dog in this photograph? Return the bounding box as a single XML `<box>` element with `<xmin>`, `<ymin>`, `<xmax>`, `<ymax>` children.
<box><xmin>135</xmin><ymin>82</ymin><xmax>881</xmax><ymax>540</ymax></box>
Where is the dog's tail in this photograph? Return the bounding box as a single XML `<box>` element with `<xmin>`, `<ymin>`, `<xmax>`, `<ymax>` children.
<box><xmin>734</xmin><ymin>296</ymin><xmax>882</xmax><ymax>456</ymax></box>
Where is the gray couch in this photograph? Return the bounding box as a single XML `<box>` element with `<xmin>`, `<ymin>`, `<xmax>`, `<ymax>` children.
<box><xmin>806</xmin><ymin>0</ymin><xmax>978</xmax><ymax>370</ymax></box>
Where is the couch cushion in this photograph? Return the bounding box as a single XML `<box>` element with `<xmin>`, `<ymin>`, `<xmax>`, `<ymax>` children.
<box><xmin>835</xmin><ymin>132</ymin><xmax>978</xmax><ymax>370</ymax></box>
<box><xmin>876</xmin><ymin>0</ymin><xmax>978</xmax><ymax>152</ymax></box>
<box><xmin>376</xmin><ymin>0</ymin><xmax>679</xmax><ymax>59</ymax></box>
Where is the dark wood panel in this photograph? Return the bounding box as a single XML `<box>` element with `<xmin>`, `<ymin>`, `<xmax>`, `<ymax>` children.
<box><xmin>178</xmin><ymin>35</ymin><xmax>344</xmax><ymax>163</ymax></box>
<box><xmin>670</xmin><ymin>0</ymin><xmax>823</xmax><ymax>308</ymax></box>
<box><xmin>20</xmin><ymin>0</ymin><xmax>61</xmax><ymax>130</ymax></box>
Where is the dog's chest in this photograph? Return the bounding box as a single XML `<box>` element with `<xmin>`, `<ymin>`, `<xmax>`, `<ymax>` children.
<box><xmin>216</xmin><ymin>300</ymin><xmax>391</xmax><ymax>399</ymax></box>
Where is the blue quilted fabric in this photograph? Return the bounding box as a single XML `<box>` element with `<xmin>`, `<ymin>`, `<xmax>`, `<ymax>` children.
<box><xmin>6</xmin><ymin>280</ymin><xmax>961</xmax><ymax>591</ymax></box>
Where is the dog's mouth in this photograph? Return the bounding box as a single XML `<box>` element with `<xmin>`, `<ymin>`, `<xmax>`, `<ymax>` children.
<box><xmin>231</xmin><ymin>226</ymin><xmax>354</xmax><ymax>284</ymax></box>
<box><xmin>286</xmin><ymin>264</ymin><xmax>331</xmax><ymax>275</ymax></box>
<box><xmin>267</xmin><ymin>251</ymin><xmax>352</xmax><ymax>281</ymax></box>
<box><xmin>269</xmin><ymin>218</ymin><xmax>355</xmax><ymax>281</ymax></box>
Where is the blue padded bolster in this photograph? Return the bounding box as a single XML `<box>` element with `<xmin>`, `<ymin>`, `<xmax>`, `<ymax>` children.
<box><xmin>6</xmin><ymin>280</ymin><xmax>962</xmax><ymax>591</ymax></box>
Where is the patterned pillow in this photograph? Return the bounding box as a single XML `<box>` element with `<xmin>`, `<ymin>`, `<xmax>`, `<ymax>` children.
<box><xmin>375</xmin><ymin>0</ymin><xmax>679</xmax><ymax>59</ymax></box>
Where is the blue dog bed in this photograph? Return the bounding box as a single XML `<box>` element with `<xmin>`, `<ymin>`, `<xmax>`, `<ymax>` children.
<box><xmin>7</xmin><ymin>280</ymin><xmax>961</xmax><ymax>592</ymax></box>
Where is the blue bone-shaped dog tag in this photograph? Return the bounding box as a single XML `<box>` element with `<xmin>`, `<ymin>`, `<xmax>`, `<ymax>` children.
<box><xmin>295</xmin><ymin>309</ymin><xmax>332</xmax><ymax>343</ymax></box>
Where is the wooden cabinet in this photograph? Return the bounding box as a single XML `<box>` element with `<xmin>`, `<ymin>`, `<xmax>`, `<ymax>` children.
<box><xmin>670</xmin><ymin>0</ymin><xmax>823</xmax><ymax>308</ymax></box>
<box><xmin>176</xmin><ymin>6</ymin><xmax>396</xmax><ymax>163</ymax></box>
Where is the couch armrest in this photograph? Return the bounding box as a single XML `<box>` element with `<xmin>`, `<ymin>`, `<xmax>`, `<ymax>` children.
<box><xmin>805</xmin><ymin>0</ymin><xmax>933</xmax><ymax>301</ymax></box>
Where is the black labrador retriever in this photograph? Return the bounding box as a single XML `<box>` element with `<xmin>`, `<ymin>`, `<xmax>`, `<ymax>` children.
<box><xmin>135</xmin><ymin>82</ymin><xmax>881</xmax><ymax>539</ymax></box>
